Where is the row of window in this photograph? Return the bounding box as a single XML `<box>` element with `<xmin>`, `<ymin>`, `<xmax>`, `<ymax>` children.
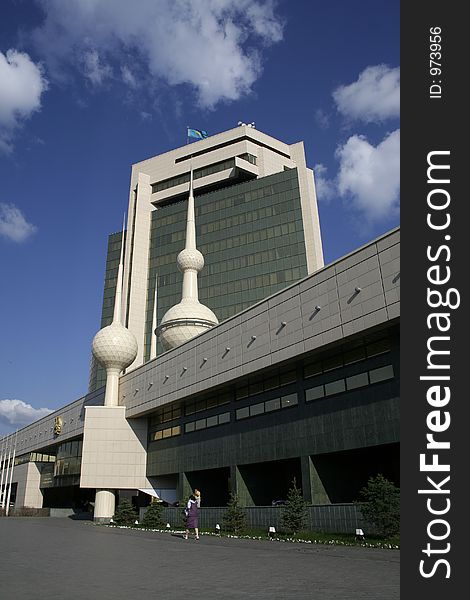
<box><xmin>151</xmin><ymin>153</ymin><xmax>257</xmax><ymax>195</ymax></box>
<box><xmin>149</xmin><ymin>390</ymin><xmax>233</xmax><ymax>428</ymax></box>
<box><xmin>56</xmin><ymin>440</ymin><xmax>82</xmax><ymax>459</ymax></box>
<box><xmin>148</xmin><ymin>363</ymin><xmax>396</xmax><ymax>442</ymax></box>
<box><xmin>199</xmin><ymin>223</ymin><xmax>302</xmax><ymax>255</ymax></box>
<box><xmin>236</xmin><ymin>393</ymin><xmax>298</xmax><ymax>420</ymax></box>
<box><xmin>150</xmin><ymin>394</ymin><xmax>297</xmax><ymax>441</ymax></box>
<box><xmin>236</xmin><ymin>369</ymin><xmax>297</xmax><ymax>400</ymax></box>
<box><xmin>303</xmin><ymin>338</ymin><xmax>392</xmax><ymax>379</ymax></box>
<box><xmin>152</xmin><ymin>250</ymin><xmax>304</xmax><ymax>290</ymax></box>
<box><xmin>185</xmin><ymin>411</ymin><xmax>231</xmax><ymax>433</ymax></box>
<box><xmin>152</xmin><ymin>220</ymin><xmax>302</xmax><ymax>253</ymax></box>
<box><xmin>13</xmin><ymin>452</ymin><xmax>56</xmax><ymax>467</ymax></box>
<box><xmin>151</xmin><ymin>426</ymin><xmax>181</xmax><ymax>441</ymax></box>
<box><xmin>151</xmin><ymin>174</ymin><xmax>297</xmax><ymax>226</ymax></box>
<box><xmin>305</xmin><ymin>365</ymin><xmax>395</xmax><ymax>401</ymax></box>
<box><xmin>186</xmin><ymin>392</ymin><xmax>231</xmax><ymax>416</ymax></box>
<box><xmin>197</xmin><ymin>268</ymin><xmax>304</xmax><ymax>299</ymax></box>
<box><xmin>54</xmin><ymin>456</ymin><xmax>81</xmax><ymax>477</ymax></box>
<box><xmin>198</xmin><ymin>200</ymin><xmax>300</xmax><ymax>235</ymax></box>
<box><xmin>152</xmin><ymin>158</ymin><xmax>236</xmax><ymax>193</ymax></box>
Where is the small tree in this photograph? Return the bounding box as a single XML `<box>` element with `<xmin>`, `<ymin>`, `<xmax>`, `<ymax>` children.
<box><xmin>223</xmin><ymin>493</ymin><xmax>246</xmax><ymax>534</ymax></box>
<box><xmin>141</xmin><ymin>500</ymin><xmax>164</xmax><ymax>529</ymax></box>
<box><xmin>113</xmin><ymin>498</ymin><xmax>138</xmax><ymax>526</ymax></box>
<box><xmin>281</xmin><ymin>478</ymin><xmax>307</xmax><ymax>535</ymax></box>
<box><xmin>357</xmin><ymin>474</ymin><xmax>400</xmax><ymax>538</ymax></box>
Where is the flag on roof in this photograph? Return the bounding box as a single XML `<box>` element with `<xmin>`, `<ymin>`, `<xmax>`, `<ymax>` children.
<box><xmin>187</xmin><ymin>127</ymin><xmax>208</xmax><ymax>140</ymax></box>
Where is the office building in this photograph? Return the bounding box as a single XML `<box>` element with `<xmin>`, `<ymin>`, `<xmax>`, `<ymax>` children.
<box><xmin>1</xmin><ymin>128</ymin><xmax>399</xmax><ymax>528</ymax></box>
<box><xmin>90</xmin><ymin>126</ymin><xmax>324</xmax><ymax>390</ymax></box>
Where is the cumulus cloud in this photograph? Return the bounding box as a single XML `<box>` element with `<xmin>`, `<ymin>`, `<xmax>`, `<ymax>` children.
<box><xmin>0</xmin><ymin>49</ymin><xmax>48</xmax><ymax>153</ymax></box>
<box><xmin>313</xmin><ymin>163</ymin><xmax>335</xmax><ymax>202</ymax></box>
<box><xmin>31</xmin><ymin>0</ymin><xmax>284</xmax><ymax>108</ymax></box>
<box><xmin>313</xmin><ymin>131</ymin><xmax>400</xmax><ymax>223</ymax></box>
<box><xmin>0</xmin><ymin>203</ymin><xmax>38</xmax><ymax>242</ymax></box>
<box><xmin>333</xmin><ymin>64</ymin><xmax>400</xmax><ymax>124</ymax></box>
<box><xmin>0</xmin><ymin>399</ymin><xmax>53</xmax><ymax>428</ymax></box>
<box><xmin>336</xmin><ymin>129</ymin><xmax>400</xmax><ymax>222</ymax></box>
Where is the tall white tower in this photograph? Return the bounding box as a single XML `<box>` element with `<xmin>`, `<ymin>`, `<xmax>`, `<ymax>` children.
<box><xmin>157</xmin><ymin>169</ymin><xmax>218</xmax><ymax>350</ymax></box>
<box><xmin>91</xmin><ymin>223</ymin><xmax>138</xmax><ymax>519</ymax></box>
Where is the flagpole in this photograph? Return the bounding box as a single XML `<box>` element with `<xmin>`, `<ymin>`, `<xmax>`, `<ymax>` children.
<box><xmin>0</xmin><ymin>436</ymin><xmax>6</xmax><ymax>508</ymax></box>
<box><xmin>2</xmin><ymin>435</ymin><xmax>12</xmax><ymax>510</ymax></box>
<box><xmin>5</xmin><ymin>431</ymin><xmax>17</xmax><ymax>515</ymax></box>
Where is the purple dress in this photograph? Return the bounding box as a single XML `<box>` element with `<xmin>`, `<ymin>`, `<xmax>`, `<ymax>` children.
<box><xmin>186</xmin><ymin>498</ymin><xmax>199</xmax><ymax>528</ymax></box>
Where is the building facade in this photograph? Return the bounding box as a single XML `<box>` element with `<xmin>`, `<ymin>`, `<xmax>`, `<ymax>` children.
<box><xmin>1</xmin><ymin>228</ymin><xmax>400</xmax><ymax>516</ymax></box>
<box><xmin>90</xmin><ymin>126</ymin><xmax>324</xmax><ymax>390</ymax></box>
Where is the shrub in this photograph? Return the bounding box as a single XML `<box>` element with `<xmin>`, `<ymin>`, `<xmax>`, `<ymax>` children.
<box><xmin>357</xmin><ymin>474</ymin><xmax>400</xmax><ymax>538</ymax></box>
<box><xmin>141</xmin><ymin>501</ymin><xmax>164</xmax><ymax>528</ymax></box>
<box><xmin>113</xmin><ymin>498</ymin><xmax>138</xmax><ymax>526</ymax></box>
<box><xmin>223</xmin><ymin>493</ymin><xmax>246</xmax><ymax>534</ymax></box>
<box><xmin>281</xmin><ymin>478</ymin><xmax>307</xmax><ymax>535</ymax></box>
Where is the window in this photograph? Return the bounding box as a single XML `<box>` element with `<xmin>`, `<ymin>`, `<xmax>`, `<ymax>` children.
<box><xmin>265</xmin><ymin>398</ymin><xmax>281</xmax><ymax>412</ymax></box>
<box><xmin>325</xmin><ymin>380</ymin><xmax>346</xmax><ymax>396</ymax></box>
<box><xmin>366</xmin><ymin>338</ymin><xmax>391</xmax><ymax>357</ymax></box>
<box><xmin>281</xmin><ymin>394</ymin><xmax>298</xmax><ymax>408</ymax></box>
<box><xmin>344</xmin><ymin>347</ymin><xmax>366</xmax><ymax>365</ymax></box>
<box><xmin>369</xmin><ymin>365</ymin><xmax>394</xmax><ymax>383</ymax></box>
<box><xmin>218</xmin><ymin>412</ymin><xmax>231</xmax><ymax>425</ymax></box>
<box><xmin>236</xmin><ymin>407</ymin><xmax>250</xmax><ymax>420</ymax></box>
<box><xmin>250</xmin><ymin>403</ymin><xmax>265</xmax><ymax>416</ymax></box>
<box><xmin>346</xmin><ymin>372</ymin><xmax>369</xmax><ymax>390</ymax></box>
<box><xmin>305</xmin><ymin>386</ymin><xmax>325</xmax><ymax>401</ymax></box>
<box><xmin>323</xmin><ymin>356</ymin><xmax>343</xmax><ymax>372</ymax></box>
<box><xmin>206</xmin><ymin>416</ymin><xmax>218</xmax><ymax>428</ymax></box>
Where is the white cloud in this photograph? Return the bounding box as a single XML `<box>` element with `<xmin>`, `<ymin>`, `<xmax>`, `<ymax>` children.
<box><xmin>313</xmin><ymin>164</ymin><xmax>335</xmax><ymax>202</ymax></box>
<box><xmin>121</xmin><ymin>65</ymin><xmax>137</xmax><ymax>88</ymax></box>
<box><xmin>31</xmin><ymin>0</ymin><xmax>283</xmax><ymax>108</ymax></box>
<box><xmin>333</xmin><ymin>64</ymin><xmax>400</xmax><ymax>124</ymax></box>
<box><xmin>336</xmin><ymin>129</ymin><xmax>400</xmax><ymax>222</ymax></box>
<box><xmin>314</xmin><ymin>109</ymin><xmax>329</xmax><ymax>130</ymax></box>
<box><xmin>0</xmin><ymin>49</ymin><xmax>48</xmax><ymax>152</ymax></box>
<box><xmin>0</xmin><ymin>203</ymin><xmax>38</xmax><ymax>242</ymax></box>
<box><xmin>0</xmin><ymin>399</ymin><xmax>53</xmax><ymax>428</ymax></box>
<box><xmin>83</xmin><ymin>49</ymin><xmax>112</xmax><ymax>86</ymax></box>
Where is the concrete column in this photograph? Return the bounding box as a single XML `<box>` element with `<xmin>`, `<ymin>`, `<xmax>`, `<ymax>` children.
<box><xmin>301</xmin><ymin>455</ymin><xmax>331</xmax><ymax>505</ymax></box>
<box><xmin>230</xmin><ymin>465</ymin><xmax>254</xmax><ymax>507</ymax></box>
<box><xmin>104</xmin><ymin>369</ymin><xmax>120</xmax><ymax>407</ymax></box>
<box><xmin>94</xmin><ymin>489</ymin><xmax>116</xmax><ymax>523</ymax></box>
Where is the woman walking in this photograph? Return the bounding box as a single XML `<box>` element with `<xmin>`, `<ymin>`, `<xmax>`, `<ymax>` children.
<box><xmin>184</xmin><ymin>492</ymin><xmax>200</xmax><ymax>540</ymax></box>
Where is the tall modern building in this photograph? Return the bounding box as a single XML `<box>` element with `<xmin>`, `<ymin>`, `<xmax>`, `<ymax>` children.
<box><xmin>90</xmin><ymin>126</ymin><xmax>324</xmax><ymax>390</ymax></box>
<box><xmin>1</xmin><ymin>127</ymin><xmax>400</xmax><ymax>530</ymax></box>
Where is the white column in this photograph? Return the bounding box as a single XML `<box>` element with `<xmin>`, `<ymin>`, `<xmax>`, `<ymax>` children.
<box><xmin>94</xmin><ymin>489</ymin><xmax>116</xmax><ymax>522</ymax></box>
<box><xmin>104</xmin><ymin>368</ymin><xmax>121</xmax><ymax>407</ymax></box>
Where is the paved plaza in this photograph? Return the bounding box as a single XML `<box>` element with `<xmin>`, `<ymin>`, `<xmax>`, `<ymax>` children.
<box><xmin>0</xmin><ymin>518</ymin><xmax>399</xmax><ymax>599</ymax></box>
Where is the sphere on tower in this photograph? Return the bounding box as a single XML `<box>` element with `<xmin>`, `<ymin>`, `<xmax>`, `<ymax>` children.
<box><xmin>158</xmin><ymin>300</ymin><xmax>218</xmax><ymax>351</ymax></box>
<box><xmin>92</xmin><ymin>321</ymin><xmax>138</xmax><ymax>371</ymax></box>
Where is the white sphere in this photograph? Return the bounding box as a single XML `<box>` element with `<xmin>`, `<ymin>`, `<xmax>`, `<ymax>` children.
<box><xmin>92</xmin><ymin>322</ymin><xmax>138</xmax><ymax>371</ymax></box>
<box><xmin>158</xmin><ymin>300</ymin><xmax>218</xmax><ymax>350</ymax></box>
<box><xmin>177</xmin><ymin>248</ymin><xmax>204</xmax><ymax>272</ymax></box>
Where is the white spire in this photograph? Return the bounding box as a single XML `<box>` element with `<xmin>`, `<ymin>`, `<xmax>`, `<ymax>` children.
<box><xmin>113</xmin><ymin>215</ymin><xmax>126</xmax><ymax>324</ymax></box>
<box><xmin>149</xmin><ymin>273</ymin><xmax>158</xmax><ymax>360</ymax></box>
<box><xmin>157</xmin><ymin>166</ymin><xmax>218</xmax><ymax>350</ymax></box>
<box><xmin>91</xmin><ymin>216</ymin><xmax>138</xmax><ymax>405</ymax></box>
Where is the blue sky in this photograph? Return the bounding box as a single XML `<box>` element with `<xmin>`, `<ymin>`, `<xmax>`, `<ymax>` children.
<box><xmin>0</xmin><ymin>0</ymin><xmax>399</xmax><ymax>434</ymax></box>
